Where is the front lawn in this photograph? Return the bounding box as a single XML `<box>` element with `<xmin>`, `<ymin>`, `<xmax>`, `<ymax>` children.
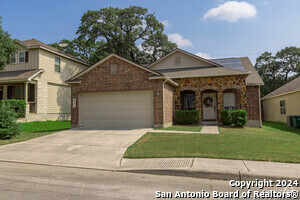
<box><xmin>0</xmin><ymin>121</ymin><xmax>71</xmax><ymax>146</ymax></box>
<box><xmin>155</xmin><ymin>125</ymin><xmax>202</xmax><ymax>132</ymax></box>
<box><xmin>124</xmin><ymin>121</ymin><xmax>300</xmax><ymax>163</ymax></box>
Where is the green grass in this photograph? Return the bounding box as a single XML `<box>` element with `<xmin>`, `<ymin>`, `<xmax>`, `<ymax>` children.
<box><xmin>0</xmin><ymin>121</ymin><xmax>71</xmax><ymax>146</ymax></box>
<box><xmin>124</xmin><ymin>121</ymin><xmax>300</xmax><ymax>163</ymax></box>
<box><xmin>155</xmin><ymin>125</ymin><xmax>202</xmax><ymax>132</ymax></box>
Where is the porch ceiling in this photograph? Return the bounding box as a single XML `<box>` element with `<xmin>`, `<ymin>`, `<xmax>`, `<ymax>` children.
<box><xmin>0</xmin><ymin>69</ymin><xmax>43</xmax><ymax>83</ymax></box>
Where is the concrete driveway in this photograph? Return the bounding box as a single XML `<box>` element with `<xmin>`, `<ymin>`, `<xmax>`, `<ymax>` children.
<box><xmin>0</xmin><ymin>128</ymin><xmax>149</xmax><ymax>169</ymax></box>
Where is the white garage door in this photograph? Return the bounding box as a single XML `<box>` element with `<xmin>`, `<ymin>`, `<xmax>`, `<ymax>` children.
<box><xmin>79</xmin><ymin>90</ymin><xmax>154</xmax><ymax>129</ymax></box>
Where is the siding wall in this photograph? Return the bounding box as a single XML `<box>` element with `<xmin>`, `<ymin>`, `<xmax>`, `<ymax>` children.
<box><xmin>47</xmin><ymin>83</ymin><xmax>71</xmax><ymax>114</ymax></box>
<box><xmin>37</xmin><ymin>49</ymin><xmax>87</xmax><ymax>116</ymax></box>
<box><xmin>150</xmin><ymin>52</ymin><xmax>215</xmax><ymax>70</ymax></box>
<box><xmin>263</xmin><ymin>91</ymin><xmax>300</xmax><ymax>123</ymax></box>
<box><xmin>4</xmin><ymin>45</ymin><xmax>39</xmax><ymax>71</ymax></box>
<box><xmin>39</xmin><ymin>49</ymin><xmax>87</xmax><ymax>85</ymax></box>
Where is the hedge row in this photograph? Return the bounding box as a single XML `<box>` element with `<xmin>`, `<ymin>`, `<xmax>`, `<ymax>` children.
<box><xmin>0</xmin><ymin>99</ymin><xmax>25</xmax><ymax>118</ymax></box>
<box><xmin>175</xmin><ymin>110</ymin><xmax>199</xmax><ymax>125</ymax></box>
<box><xmin>220</xmin><ymin>109</ymin><xmax>247</xmax><ymax>127</ymax></box>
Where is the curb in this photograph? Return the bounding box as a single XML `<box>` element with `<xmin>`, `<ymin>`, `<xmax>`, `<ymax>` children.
<box><xmin>0</xmin><ymin>159</ymin><xmax>298</xmax><ymax>182</ymax></box>
<box><xmin>117</xmin><ymin>168</ymin><xmax>300</xmax><ymax>181</ymax></box>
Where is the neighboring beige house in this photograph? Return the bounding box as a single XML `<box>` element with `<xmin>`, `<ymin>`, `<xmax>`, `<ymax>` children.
<box><xmin>1</xmin><ymin>39</ymin><xmax>89</xmax><ymax>121</ymax></box>
<box><xmin>262</xmin><ymin>76</ymin><xmax>300</xmax><ymax>123</ymax></box>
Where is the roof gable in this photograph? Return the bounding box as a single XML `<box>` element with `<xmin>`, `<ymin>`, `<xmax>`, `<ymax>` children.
<box><xmin>67</xmin><ymin>54</ymin><xmax>161</xmax><ymax>82</ymax></box>
<box><xmin>148</xmin><ymin>48</ymin><xmax>222</xmax><ymax>70</ymax></box>
<box><xmin>262</xmin><ymin>76</ymin><xmax>300</xmax><ymax>100</ymax></box>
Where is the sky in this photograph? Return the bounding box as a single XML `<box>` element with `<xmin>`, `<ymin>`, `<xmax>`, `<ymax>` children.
<box><xmin>1</xmin><ymin>0</ymin><xmax>300</xmax><ymax>64</ymax></box>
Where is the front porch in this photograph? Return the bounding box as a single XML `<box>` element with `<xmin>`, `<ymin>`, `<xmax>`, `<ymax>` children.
<box><xmin>0</xmin><ymin>69</ymin><xmax>44</xmax><ymax>117</ymax></box>
<box><xmin>0</xmin><ymin>82</ymin><xmax>37</xmax><ymax>115</ymax></box>
<box><xmin>174</xmin><ymin>75</ymin><xmax>247</xmax><ymax>123</ymax></box>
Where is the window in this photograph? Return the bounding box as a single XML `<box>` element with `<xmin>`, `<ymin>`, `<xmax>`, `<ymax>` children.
<box><xmin>8</xmin><ymin>85</ymin><xmax>25</xmax><ymax>99</ymax></box>
<box><xmin>181</xmin><ymin>91</ymin><xmax>196</xmax><ymax>110</ymax></box>
<box><xmin>19</xmin><ymin>52</ymin><xmax>25</xmax><ymax>63</ymax></box>
<box><xmin>224</xmin><ymin>93</ymin><xmax>236</xmax><ymax>110</ymax></box>
<box><xmin>110</xmin><ymin>64</ymin><xmax>118</xmax><ymax>74</ymax></box>
<box><xmin>280</xmin><ymin>100</ymin><xmax>286</xmax><ymax>115</ymax></box>
<box><xmin>175</xmin><ymin>57</ymin><xmax>181</xmax><ymax>66</ymax></box>
<box><xmin>55</xmin><ymin>57</ymin><xmax>61</xmax><ymax>72</ymax></box>
<box><xmin>11</xmin><ymin>53</ymin><xmax>17</xmax><ymax>64</ymax></box>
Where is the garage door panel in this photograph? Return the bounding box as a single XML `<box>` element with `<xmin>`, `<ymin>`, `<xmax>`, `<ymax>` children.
<box><xmin>79</xmin><ymin>91</ymin><xmax>154</xmax><ymax>129</ymax></box>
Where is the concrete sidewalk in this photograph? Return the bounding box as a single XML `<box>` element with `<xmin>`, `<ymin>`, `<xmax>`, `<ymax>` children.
<box><xmin>120</xmin><ymin>158</ymin><xmax>300</xmax><ymax>181</ymax></box>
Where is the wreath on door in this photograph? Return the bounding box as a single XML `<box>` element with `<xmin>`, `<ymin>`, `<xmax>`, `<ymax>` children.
<box><xmin>203</xmin><ymin>97</ymin><xmax>213</xmax><ymax>107</ymax></box>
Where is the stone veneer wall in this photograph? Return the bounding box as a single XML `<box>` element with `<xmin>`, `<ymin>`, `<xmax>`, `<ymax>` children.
<box><xmin>173</xmin><ymin>75</ymin><xmax>248</xmax><ymax>121</ymax></box>
<box><xmin>70</xmin><ymin>57</ymin><xmax>164</xmax><ymax>127</ymax></box>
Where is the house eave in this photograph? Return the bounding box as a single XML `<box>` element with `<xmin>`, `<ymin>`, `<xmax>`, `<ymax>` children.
<box><xmin>262</xmin><ymin>89</ymin><xmax>300</xmax><ymax>100</ymax></box>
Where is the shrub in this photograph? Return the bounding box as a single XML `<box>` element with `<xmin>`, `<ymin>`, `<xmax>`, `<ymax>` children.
<box><xmin>220</xmin><ymin>109</ymin><xmax>247</xmax><ymax>127</ymax></box>
<box><xmin>0</xmin><ymin>103</ymin><xmax>20</xmax><ymax>139</ymax></box>
<box><xmin>220</xmin><ymin>110</ymin><xmax>231</xmax><ymax>125</ymax></box>
<box><xmin>0</xmin><ymin>99</ymin><xmax>25</xmax><ymax>118</ymax></box>
<box><xmin>175</xmin><ymin>110</ymin><xmax>200</xmax><ymax>125</ymax></box>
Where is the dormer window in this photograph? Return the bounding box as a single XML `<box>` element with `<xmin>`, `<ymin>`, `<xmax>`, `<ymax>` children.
<box><xmin>175</xmin><ymin>56</ymin><xmax>181</xmax><ymax>66</ymax></box>
<box><xmin>110</xmin><ymin>64</ymin><xmax>118</xmax><ymax>74</ymax></box>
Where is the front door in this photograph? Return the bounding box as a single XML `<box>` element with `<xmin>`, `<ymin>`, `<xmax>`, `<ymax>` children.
<box><xmin>202</xmin><ymin>92</ymin><xmax>217</xmax><ymax>120</ymax></box>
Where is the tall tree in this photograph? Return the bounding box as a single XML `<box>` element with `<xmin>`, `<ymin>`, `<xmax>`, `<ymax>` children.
<box><xmin>276</xmin><ymin>46</ymin><xmax>300</xmax><ymax>81</ymax></box>
<box><xmin>0</xmin><ymin>16</ymin><xmax>18</xmax><ymax>70</ymax></box>
<box><xmin>255</xmin><ymin>47</ymin><xmax>300</xmax><ymax>97</ymax></box>
<box><xmin>255</xmin><ymin>52</ymin><xmax>285</xmax><ymax>96</ymax></box>
<box><xmin>76</xmin><ymin>6</ymin><xmax>177</xmax><ymax>64</ymax></box>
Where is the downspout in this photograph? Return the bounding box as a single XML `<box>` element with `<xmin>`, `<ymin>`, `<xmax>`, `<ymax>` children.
<box><xmin>162</xmin><ymin>78</ymin><xmax>168</xmax><ymax>128</ymax></box>
<box><xmin>258</xmin><ymin>86</ymin><xmax>262</xmax><ymax>128</ymax></box>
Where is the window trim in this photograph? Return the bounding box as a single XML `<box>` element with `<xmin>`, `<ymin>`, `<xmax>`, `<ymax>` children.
<box><xmin>175</xmin><ymin>56</ymin><xmax>181</xmax><ymax>66</ymax></box>
<box><xmin>54</xmin><ymin>57</ymin><xmax>61</xmax><ymax>73</ymax></box>
<box><xmin>18</xmin><ymin>51</ymin><xmax>25</xmax><ymax>63</ymax></box>
<box><xmin>280</xmin><ymin>100</ymin><xmax>286</xmax><ymax>115</ymax></box>
<box><xmin>110</xmin><ymin>63</ymin><xmax>118</xmax><ymax>74</ymax></box>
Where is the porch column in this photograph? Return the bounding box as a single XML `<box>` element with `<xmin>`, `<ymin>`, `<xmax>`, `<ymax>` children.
<box><xmin>25</xmin><ymin>82</ymin><xmax>29</xmax><ymax>115</ymax></box>
<box><xmin>3</xmin><ymin>85</ymin><xmax>7</xmax><ymax>100</ymax></box>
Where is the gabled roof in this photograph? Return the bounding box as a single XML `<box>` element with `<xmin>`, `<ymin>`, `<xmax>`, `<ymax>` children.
<box><xmin>262</xmin><ymin>76</ymin><xmax>300</xmax><ymax>100</ymax></box>
<box><xmin>0</xmin><ymin>69</ymin><xmax>44</xmax><ymax>83</ymax></box>
<box><xmin>66</xmin><ymin>54</ymin><xmax>163</xmax><ymax>83</ymax></box>
<box><xmin>210</xmin><ymin>57</ymin><xmax>264</xmax><ymax>86</ymax></box>
<box><xmin>16</xmin><ymin>39</ymin><xmax>89</xmax><ymax>66</ymax></box>
<box><xmin>147</xmin><ymin>48</ymin><xmax>224</xmax><ymax>68</ymax></box>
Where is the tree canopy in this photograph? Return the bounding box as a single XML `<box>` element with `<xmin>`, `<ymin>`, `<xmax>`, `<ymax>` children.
<box><xmin>0</xmin><ymin>16</ymin><xmax>18</xmax><ymax>70</ymax></box>
<box><xmin>255</xmin><ymin>47</ymin><xmax>300</xmax><ymax>97</ymax></box>
<box><xmin>50</xmin><ymin>6</ymin><xmax>177</xmax><ymax>65</ymax></box>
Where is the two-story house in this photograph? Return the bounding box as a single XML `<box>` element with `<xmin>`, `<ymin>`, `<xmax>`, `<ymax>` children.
<box><xmin>1</xmin><ymin>39</ymin><xmax>89</xmax><ymax>121</ymax></box>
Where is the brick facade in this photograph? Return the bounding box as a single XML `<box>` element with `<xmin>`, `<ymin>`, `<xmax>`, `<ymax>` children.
<box><xmin>246</xmin><ymin>86</ymin><xmax>261</xmax><ymax>127</ymax></box>
<box><xmin>163</xmin><ymin>82</ymin><xmax>175</xmax><ymax>126</ymax></box>
<box><xmin>70</xmin><ymin>57</ymin><xmax>165</xmax><ymax>127</ymax></box>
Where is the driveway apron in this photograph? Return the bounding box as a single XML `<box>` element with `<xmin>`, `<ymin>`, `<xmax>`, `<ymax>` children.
<box><xmin>0</xmin><ymin>128</ymin><xmax>149</xmax><ymax>169</ymax></box>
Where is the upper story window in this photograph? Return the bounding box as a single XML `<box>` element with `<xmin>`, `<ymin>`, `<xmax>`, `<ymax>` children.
<box><xmin>110</xmin><ymin>64</ymin><xmax>118</xmax><ymax>74</ymax></box>
<box><xmin>280</xmin><ymin>100</ymin><xmax>286</xmax><ymax>115</ymax></box>
<box><xmin>11</xmin><ymin>53</ymin><xmax>17</xmax><ymax>64</ymax></box>
<box><xmin>19</xmin><ymin>52</ymin><xmax>25</xmax><ymax>63</ymax></box>
<box><xmin>175</xmin><ymin>56</ymin><xmax>181</xmax><ymax>66</ymax></box>
<box><xmin>55</xmin><ymin>57</ymin><xmax>61</xmax><ymax>73</ymax></box>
